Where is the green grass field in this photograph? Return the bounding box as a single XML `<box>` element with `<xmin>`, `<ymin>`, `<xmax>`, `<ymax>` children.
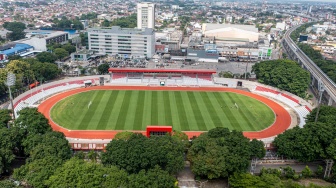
<box><xmin>50</xmin><ymin>90</ymin><xmax>275</xmax><ymax>131</ymax></box>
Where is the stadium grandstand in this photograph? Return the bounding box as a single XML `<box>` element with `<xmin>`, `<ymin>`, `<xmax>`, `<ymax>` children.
<box><xmin>108</xmin><ymin>68</ymin><xmax>216</xmax><ymax>86</ymax></box>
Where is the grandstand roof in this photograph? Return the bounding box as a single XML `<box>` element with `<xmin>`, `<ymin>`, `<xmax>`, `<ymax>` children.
<box><xmin>108</xmin><ymin>68</ymin><xmax>216</xmax><ymax>74</ymax></box>
<box><xmin>0</xmin><ymin>43</ymin><xmax>34</xmax><ymax>56</ymax></box>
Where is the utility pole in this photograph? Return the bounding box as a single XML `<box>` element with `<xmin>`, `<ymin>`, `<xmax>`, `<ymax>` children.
<box><xmin>314</xmin><ymin>79</ymin><xmax>325</xmax><ymax>124</ymax></box>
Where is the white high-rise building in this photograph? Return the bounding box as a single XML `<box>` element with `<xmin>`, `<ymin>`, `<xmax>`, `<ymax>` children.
<box><xmin>87</xmin><ymin>26</ymin><xmax>155</xmax><ymax>58</ymax></box>
<box><xmin>137</xmin><ymin>2</ymin><xmax>155</xmax><ymax>29</ymax></box>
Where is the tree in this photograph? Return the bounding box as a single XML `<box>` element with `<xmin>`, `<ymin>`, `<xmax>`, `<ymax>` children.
<box><xmin>13</xmin><ymin>156</ymin><xmax>64</xmax><ymax>188</ymax></box>
<box><xmin>87</xmin><ymin>150</ymin><xmax>99</xmax><ymax>162</ymax></box>
<box><xmin>273</xmin><ymin>124</ymin><xmax>323</xmax><ymax>162</ymax></box>
<box><xmin>2</xmin><ymin>127</ymin><xmax>25</xmax><ymax>157</ymax></box>
<box><xmin>6</xmin><ymin>60</ymin><xmax>35</xmax><ymax>87</ymax></box>
<box><xmin>274</xmin><ymin>106</ymin><xmax>336</xmax><ymax>162</ymax></box>
<box><xmin>188</xmin><ymin>127</ymin><xmax>260</xmax><ymax>179</ymax></box>
<box><xmin>80</xmin><ymin>12</ymin><xmax>98</xmax><ymax>20</ymax></box>
<box><xmin>301</xmin><ymin>166</ymin><xmax>313</xmax><ymax>178</ymax></box>
<box><xmin>62</xmin><ymin>44</ymin><xmax>76</xmax><ymax>54</ymax></box>
<box><xmin>102</xmin><ymin>134</ymin><xmax>184</xmax><ymax>174</ymax></box>
<box><xmin>46</xmin><ymin>158</ymin><xmax>128</xmax><ymax>188</ymax></box>
<box><xmin>22</xmin><ymin>57</ymin><xmax>40</xmax><ymax>65</ymax></box>
<box><xmin>219</xmin><ymin>71</ymin><xmax>234</xmax><ymax>78</ymax></box>
<box><xmin>30</xmin><ymin>62</ymin><xmax>61</xmax><ymax>81</ymax></box>
<box><xmin>0</xmin><ymin>148</ymin><xmax>15</xmax><ymax>174</ymax></box>
<box><xmin>0</xmin><ymin>180</ymin><xmax>22</xmax><ymax>188</ymax></box>
<box><xmin>0</xmin><ymin>69</ymin><xmax>8</xmax><ymax>95</ymax></box>
<box><xmin>229</xmin><ymin>173</ymin><xmax>283</xmax><ymax>188</ymax></box>
<box><xmin>26</xmin><ymin>131</ymin><xmax>72</xmax><ymax>161</ymax></box>
<box><xmin>283</xmin><ymin>166</ymin><xmax>296</xmax><ymax>179</ymax></box>
<box><xmin>15</xmin><ymin>107</ymin><xmax>52</xmax><ymax>135</ymax></box>
<box><xmin>101</xmin><ymin>19</ymin><xmax>111</xmax><ymax>27</ymax></box>
<box><xmin>7</xmin><ymin>55</ymin><xmax>22</xmax><ymax>61</ymax></box>
<box><xmin>305</xmin><ymin>105</ymin><xmax>336</xmax><ymax>126</ymax></box>
<box><xmin>54</xmin><ymin>48</ymin><xmax>69</xmax><ymax>61</ymax></box>
<box><xmin>36</xmin><ymin>52</ymin><xmax>58</xmax><ymax>64</ymax></box>
<box><xmin>0</xmin><ymin>109</ymin><xmax>12</xmax><ymax>128</ymax></box>
<box><xmin>110</xmin><ymin>14</ymin><xmax>137</xmax><ymax>28</ymax></box>
<box><xmin>172</xmin><ymin>130</ymin><xmax>190</xmax><ymax>150</ymax></box>
<box><xmin>3</xmin><ymin>22</ymin><xmax>26</xmax><ymax>31</ymax></box>
<box><xmin>260</xmin><ymin>167</ymin><xmax>282</xmax><ymax>178</ymax></box>
<box><xmin>97</xmin><ymin>63</ymin><xmax>109</xmax><ymax>74</ymax></box>
<box><xmin>252</xmin><ymin>59</ymin><xmax>310</xmax><ymax>98</ymax></box>
<box><xmin>128</xmin><ymin>166</ymin><xmax>177</xmax><ymax>188</ymax></box>
<box><xmin>250</xmin><ymin>139</ymin><xmax>266</xmax><ymax>159</ymax></box>
<box><xmin>114</xmin><ymin>131</ymin><xmax>134</xmax><ymax>140</ymax></box>
<box><xmin>3</xmin><ymin>22</ymin><xmax>26</xmax><ymax>41</ymax></box>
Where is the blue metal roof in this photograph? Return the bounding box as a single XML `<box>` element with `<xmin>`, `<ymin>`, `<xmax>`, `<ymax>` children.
<box><xmin>0</xmin><ymin>43</ymin><xmax>34</xmax><ymax>56</ymax></box>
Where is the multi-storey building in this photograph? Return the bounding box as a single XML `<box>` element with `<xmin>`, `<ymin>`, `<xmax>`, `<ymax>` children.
<box><xmin>19</xmin><ymin>30</ymin><xmax>69</xmax><ymax>51</ymax></box>
<box><xmin>137</xmin><ymin>2</ymin><xmax>155</xmax><ymax>29</ymax></box>
<box><xmin>87</xmin><ymin>26</ymin><xmax>155</xmax><ymax>58</ymax></box>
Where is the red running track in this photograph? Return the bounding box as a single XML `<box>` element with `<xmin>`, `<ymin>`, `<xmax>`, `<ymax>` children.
<box><xmin>38</xmin><ymin>86</ymin><xmax>291</xmax><ymax>139</ymax></box>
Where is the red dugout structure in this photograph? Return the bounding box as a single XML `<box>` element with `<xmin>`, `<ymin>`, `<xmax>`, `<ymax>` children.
<box><xmin>146</xmin><ymin>126</ymin><xmax>173</xmax><ymax>137</ymax></box>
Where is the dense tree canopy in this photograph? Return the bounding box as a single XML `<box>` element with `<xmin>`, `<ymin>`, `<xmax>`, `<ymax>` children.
<box><xmin>46</xmin><ymin>158</ymin><xmax>128</xmax><ymax>188</ymax></box>
<box><xmin>6</xmin><ymin>60</ymin><xmax>35</xmax><ymax>87</ymax></box>
<box><xmin>3</xmin><ymin>22</ymin><xmax>26</xmax><ymax>41</ymax></box>
<box><xmin>15</xmin><ymin>108</ymin><xmax>51</xmax><ymax>135</ymax></box>
<box><xmin>30</xmin><ymin>62</ymin><xmax>61</xmax><ymax>81</ymax></box>
<box><xmin>128</xmin><ymin>166</ymin><xmax>177</xmax><ymax>188</ymax></box>
<box><xmin>0</xmin><ymin>180</ymin><xmax>22</xmax><ymax>188</ymax></box>
<box><xmin>252</xmin><ymin>59</ymin><xmax>310</xmax><ymax>98</ymax></box>
<box><xmin>52</xmin><ymin>16</ymin><xmax>84</xmax><ymax>30</ymax></box>
<box><xmin>62</xmin><ymin>43</ymin><xmax>77</xmax><ymax>54</ymax></box>
<box><xmin>187</xmin><ymin>127</ymin><xmax>265</xmax><ymax>179</ymax></box>
<box><xmin>103</xmin><ymin>14</ymin><xmax>137</xmax><ymax>28</ymax></box>
<box><xmin>229</xmin><ymin>173</ymin><xmax>283</xmax><ymax>188</ymax></box>
<box><xmin>0</xmin><ymin>109</ymin><xmax>11</xmax><ymax>128</ymax></box>
<box><xmin>101</xmin><ymin>133</ymin><xmax>185</xmax><ymax>174</ymax></box>
<box><xmin>54</xmin><ymin>48</ymin><xmax>69</xmax><ymax>61</ymax></box>
<box><xmin>80</xmin><ymin>12</ymin><xmax>98</xmax><ymax>20</ymax></box>
<box><xmin>36</xmin><ymin>52</ymin><xmax>58</xmax><ymax>64</ymax></box>
<box><xmin>13</xmin><ymin>156</ymin><xmax>64</xmax><ymax>188</ymax></box>
<box><xmin>97</xmin><ymin>63</ymin><xmax>109</xmax><ymax>74</ymax></box>
<box><xmin>26</xmin><ymin>132</ymin><xmax>72</xmax><ymax>161</ymax></box>
<box><xmin>0</xmin><ymin>127</ymin><xmax>24</xmax><ymax>174</ymax></box>
<box><xmin>273</xmin><ymin>106</ymin><xmax>336</xmax><ymax>162</ymax></box>
<box><xmin>114</xmin><ymin>131</ymin><xmax>134</xmax><ymax>140</ymax></box>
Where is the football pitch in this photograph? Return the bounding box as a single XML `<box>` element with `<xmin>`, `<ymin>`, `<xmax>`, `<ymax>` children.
<box><xmin>50</xmin><ymin>90</ymin><xmax>275</xmax><ymax>131</ymax></box>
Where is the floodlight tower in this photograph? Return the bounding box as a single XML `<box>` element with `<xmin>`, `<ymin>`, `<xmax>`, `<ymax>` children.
<box><xmin>5</xmin><ymin>72</ymin><xmax>16</xmax><ymax>120</ymax></box>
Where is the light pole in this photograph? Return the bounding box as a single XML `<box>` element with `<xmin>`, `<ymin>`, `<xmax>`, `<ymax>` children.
<box><xmin>5</xmin><ymin>72</ymin><xmax>16</xmax><ymax>120</ymax></box>
<box><xmin>245</xmin><ymin>43</ymin><xmax>251</xmax><ymax>80</ymax></box>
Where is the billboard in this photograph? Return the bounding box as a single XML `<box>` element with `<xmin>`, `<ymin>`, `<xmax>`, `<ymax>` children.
<box><xmin>299</xmin><ymin>35</ymin><xmax>308</xmax><ymax>42</ymax></box>
<box><xmin>267</xmin><ymin>49</ymin><xmax>272</xmax><ymax>57</ymax></box>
